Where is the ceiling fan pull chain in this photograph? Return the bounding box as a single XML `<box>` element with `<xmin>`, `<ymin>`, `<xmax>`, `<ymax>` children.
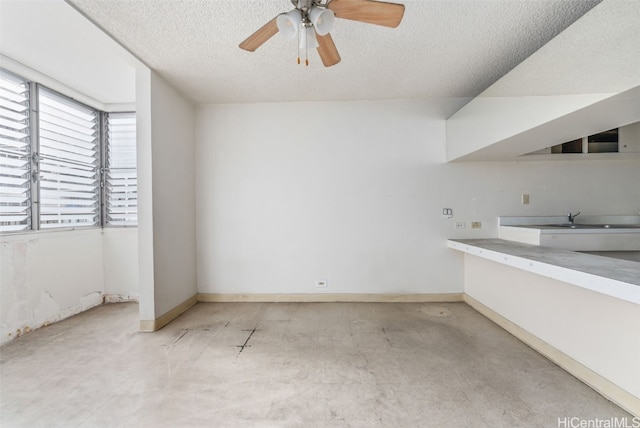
<box><xmin>297</xmin><ymin>23</ymin><xmax>301</xmax><ymax>64</ymax></box>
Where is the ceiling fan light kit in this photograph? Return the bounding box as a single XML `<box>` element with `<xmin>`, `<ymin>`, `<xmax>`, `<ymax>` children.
<box><xmin>309</xmin><ymin>6</ymin><xmax>336</xmax><ymax>36</ymax></box>
<box><xmin>239</xmin><ymin>0</ymin><xmax>405</xmax><ymax>68</ymax></box>
<box><xmin>299</xmin><ymin>25</ymin><xmax>319</xmax><ymax>51</ymax></box>
<box><xmin>276</xmin><ymin>9</ymin><xmax>302</xmax><ymax>39</ymax></box>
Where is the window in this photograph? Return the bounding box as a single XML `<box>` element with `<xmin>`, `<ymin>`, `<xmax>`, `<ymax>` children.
<box><xmin>104</xmin><ymin>112</ymin><xmax>137</xmax><ymax>226</ymax></box>
<box><xmin>0</xmin><ymin>68</ymin><xmax>137</xmax><ymax>233</ymax></box>
<box><xmin>0</xmin><ymin>70</ymin><xmax>31</xmax><ymax>233</ymax></box>
<box><xmin>38</xmin><ymin>87</ymin><xmax>100</xmax><ymax>229</ymax></box>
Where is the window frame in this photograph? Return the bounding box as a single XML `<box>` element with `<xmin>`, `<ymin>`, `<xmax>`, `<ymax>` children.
<box><xmin>0</xmin><ymin>70</ymin><xmax>34</xmax><ymax>233</ymax></box>
<box><xmin>0</xmin><ymin>68</ymin><xmax>137</xmax><ymax>234</ymax></box>
<box><xmin>102</xmin><ymin>111</ymin><xmax>138</xmax><ymax>228</ymax></box>
<box><xmin>36</xmin><ymin>84</ymin><xmax>102</xmax><ymax>230</ymax></box>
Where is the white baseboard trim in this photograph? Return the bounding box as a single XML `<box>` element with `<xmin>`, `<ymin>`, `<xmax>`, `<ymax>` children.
<box><xmin>197</xmin><ymin>293</ymin><xmax>464</xmax><ymax>303</ymax></box>
<box><xmin>139</xmin><ymin>294</ymin><xmax>198</xmax><ymax>332</ymax></box>
<box><xmin>464</xmin><ymin>294</ymin><xmax>640</xmax><ymax>417</ymax></box>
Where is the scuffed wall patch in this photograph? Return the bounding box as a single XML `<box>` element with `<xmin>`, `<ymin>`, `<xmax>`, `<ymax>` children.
<box><xmin>1</xmin><ymin>292</ymin><xmax>135</xmax><ymax>345</ymax></box>
<box><xmin>79</xmin><ymin>291</ymin><xmax>103</xmax><ymax>309</ymax></box>
<box><xmin>1</xmin><ymin>241</ymin><xmax>31</xmax><ymax>343</ymax></box>
<box><xmin>1</xmin><ymin>228</ymin><xmax>139</xmax><ymax>345</ymax></box>
<box><xmin>104</xmin><ymin>294</ymin><xmax>139</xmax><ymax>303</ymax></box>
<box><xmin>46</xmin><ymin>291</ymin><xmax>104</xmax><ymax>325</ymax></box>
<box><xmin>34</xmin><ymin>290</ymin><xmax>60</xmax><ymax>325</ymax></box>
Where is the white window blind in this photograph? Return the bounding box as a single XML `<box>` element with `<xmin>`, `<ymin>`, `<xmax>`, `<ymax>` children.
<box><xmin>38</xmin><ymin>87</ymin><xmax>100</xmax><ymax>229</ymax></box>
<box><xmin>0</xmin><ymin>70</ymin><xmax>31</xmax><ymax>233</ymax></box>
<box><xmin>105</xmin><ymin>112</ymin><xmax>137</xmax><ymax>226</ymax></box>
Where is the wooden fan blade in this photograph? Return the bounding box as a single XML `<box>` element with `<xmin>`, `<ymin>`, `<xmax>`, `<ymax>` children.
<box><xmin>239</xmin><ymin>17</ymin><xmax>279</xmax><ymax>52</ymax></box>
<box><xmin>316</xmin><ymin>33</ymin><xmax>341</xmax><ymax>67</ymax></box>
<box><xmin>328</xmin><ymin>0</ymin><xmax>404</xmax><ymax>28</ymax></box>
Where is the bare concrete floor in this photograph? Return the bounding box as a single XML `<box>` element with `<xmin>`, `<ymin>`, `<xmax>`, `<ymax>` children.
<box><xmin>0</xmin><ymin>302</ymin><xmax>631</xmax><ymax>427</ymax></box>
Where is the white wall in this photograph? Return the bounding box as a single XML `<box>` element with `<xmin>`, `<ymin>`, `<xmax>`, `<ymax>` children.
<box><xmin>137</xmin><ymin>69</ymin><xmax>197</xmax><ymax>321</ymax></box>
<box><xmin>620</xmin><ymin>121</ymin><xmax>640</xmax><ymax>153</ymax></box>
<box><xmin>0</xmin><ymin>0</ymin><xmax>136</xmax><ymax>106</ymax></box>
<box><xmin>0</xmin><ymin>227</ymin><xmax>140</xmax><ymax>345</ymax></box>
<box><xmin>0</xmin><ymin>229</ymin><xmax>104</xmax><ymax>344</ymax></box>
<box><xmin>103</xmin><ymin>228</ymin><xmax>139</xmax><ymax>301</ymax></box>
<box><xmin>195</xmin><ymin>99</ymin><xmax>640</xmax><ymax>296</ymax></box>
<box><xmin>150</xmin><ymin>71</ymin><xmax>197</xmax><ymax>316</ymax></box>
<box><xmin>136</xmin><ymin>68</ymin><xmax>156</xmax><ymax>321</ymax></box>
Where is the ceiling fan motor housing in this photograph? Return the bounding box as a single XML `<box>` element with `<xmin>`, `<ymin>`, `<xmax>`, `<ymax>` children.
<box><xmin>293</xmin><ymin>0</ymin><xmax>314</xmax><ymax>12</ymax></box>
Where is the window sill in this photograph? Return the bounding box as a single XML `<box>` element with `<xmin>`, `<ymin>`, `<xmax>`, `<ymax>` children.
<box><xmin>0</xmin><ymin>226</ymin><xmax>137</xmax><ymax>242</ymax></box>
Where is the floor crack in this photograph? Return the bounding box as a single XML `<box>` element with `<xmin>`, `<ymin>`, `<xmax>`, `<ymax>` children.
<box><xmin>381</xmin><ymin>326</ymin><xmax>392</xmax><ymax>347</ymax></box>
<box><xmin>173</xmin><ymin>330</ymin><xmax>189</xmax><ymax>344</ymax></box>
<box><xmin>237</xmin><ymin>327</ymin><xmax>258</xmax><ymax>354</ymax></box>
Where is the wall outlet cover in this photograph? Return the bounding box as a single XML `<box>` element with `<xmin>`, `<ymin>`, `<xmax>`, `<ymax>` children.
<box><xmin>315</xmin><ymin>280</ymin><xmax>328</xmax><ymax>288</ymax></box>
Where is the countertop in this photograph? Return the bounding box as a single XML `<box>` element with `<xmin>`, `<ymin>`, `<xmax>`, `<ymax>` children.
<box><xmin>502</xmin><ymin>224</ymin><xmax>640</xmax><ymax>232</ymax></box>
<box><xmin>448</xmin><ymin>238</ymin><xmax>640</xmax><ymax>304</ymax></box>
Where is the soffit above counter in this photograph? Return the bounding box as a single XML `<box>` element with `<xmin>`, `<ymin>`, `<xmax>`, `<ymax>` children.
<box><xmin>445</xmin><ymin>0</ymin><xmax>640</xmax><ymax>162</ymax></box>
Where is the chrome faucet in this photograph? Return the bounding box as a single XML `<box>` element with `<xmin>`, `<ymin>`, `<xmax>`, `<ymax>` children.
<box><xmin>568</xmin><ymin>211</ymin><xmax>581</xmax><ymax>224</ymax></box>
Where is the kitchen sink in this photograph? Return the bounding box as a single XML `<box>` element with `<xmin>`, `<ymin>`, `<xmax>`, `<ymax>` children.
<box><xmin>498</xmin><ymin>216</ymin><xmax>640</xmax><ymax>251</ymax></box>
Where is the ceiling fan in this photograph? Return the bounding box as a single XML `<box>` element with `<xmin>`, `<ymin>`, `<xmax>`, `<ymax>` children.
<box><xmin>239</xmin><ymin>0</ymin><xmax>405</xmax><ymax>67</ymax></box>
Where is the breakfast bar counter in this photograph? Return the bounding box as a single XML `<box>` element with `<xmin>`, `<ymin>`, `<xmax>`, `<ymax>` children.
<box><xmin>448</xmin><ymin>238</ymin><xmax>640</xmax><ymax>415</ymax></box>
<box><xmin>448</xmin><ymin>238</ymin><xmax>640</xmax><ymax>303</ymax></box>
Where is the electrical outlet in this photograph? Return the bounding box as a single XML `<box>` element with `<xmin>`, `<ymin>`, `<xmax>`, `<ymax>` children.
<box><xmin>522</xmin><ymin>194</ymin><xmax>530</xmax><ymax>205</ymax></box>
<box><xmin>471</xmin><ymin>222</ymin><xmax>481</xmax><ymax>229</ymax></box>
<box><xmin>455</xmin><ymin>222</ymin><xmax>465</xmax><ymax>230</ymax></box>
<box><xmin>315</xmin><ymin>279</ymin><xmax>328</xmax><ymax>288</ymax></box>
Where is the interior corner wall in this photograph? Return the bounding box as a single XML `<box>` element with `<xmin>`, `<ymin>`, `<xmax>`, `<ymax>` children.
<box><xmin>102</xmin><ymin>228</ymin><xmax>139</xmax><ymax>300</ymax></box>
<box><xmin>136</xmin><ymin>67</ymin><xmax>155</xmax><ymax>321</ymax></box>
<box><xmin>0</xmin><ymin>229</ymin><xmax>104</xmax><ymax>345</ymax></box>
<box><xmin>140</xmin><ymin>70</ymin><xmax>197</xmax><ymax>318</ymax></box>
<box><xmin>195</xmin><ymin>99</ymin><xmax>640</xmax><ymax>296</ymax></box>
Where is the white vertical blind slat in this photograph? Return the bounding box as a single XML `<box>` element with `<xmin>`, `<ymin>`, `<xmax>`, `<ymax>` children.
<box><xmin>105</xmin><ymin>112</ymin><xmax>137</xmax><ymax>226</ymax></box>
<box><xmin>0</xmin><ymin>70</ymin><xmax>31</xmax><ymax>232</ymax></box>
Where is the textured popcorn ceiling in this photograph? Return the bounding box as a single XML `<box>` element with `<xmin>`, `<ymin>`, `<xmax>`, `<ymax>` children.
<box><xmin>481</xmin><ymin>0</ymin><xmax>640</xmax><ymax>97</ymax></box>
<box><xmin>69</xmin><ymin>0</ymin><xmax>601</xmax><ymax>104</ymax></box>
